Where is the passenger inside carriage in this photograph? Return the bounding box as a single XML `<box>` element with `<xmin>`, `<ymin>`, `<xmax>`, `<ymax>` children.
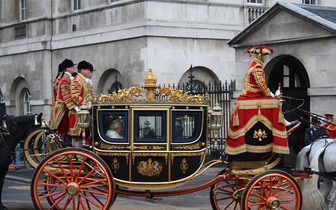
<box><xmin>106</xmin><ymin>118</ymin><xmax>124</xmax><ymax>139</ymax></box>
<box><xmin>225</xmin><ymin>44</ymin><xmax>300</xmax><ymax>160</ymax></box>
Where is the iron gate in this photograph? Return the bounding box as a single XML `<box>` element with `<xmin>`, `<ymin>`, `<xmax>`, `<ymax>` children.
<box><xmin>159</xmin><ymin>70</ymin><xmax>235</xmax><ymax>159</ymax></box>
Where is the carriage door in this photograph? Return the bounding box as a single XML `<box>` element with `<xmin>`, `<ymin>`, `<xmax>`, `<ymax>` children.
<box><xmin>130</xmin><ymin>107</ymin><xmax>169</xmax><ymax>182</ymax></box>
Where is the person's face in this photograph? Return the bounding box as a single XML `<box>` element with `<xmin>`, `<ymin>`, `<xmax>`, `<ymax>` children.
<box><xmin>261</xmin><ymin>54</ymin><xmax>266</xmax><ymax>62</ymax></box>
<box><xmin>327</xmin><ymin>118</ymin><xmax>333</xmax><ymax>124</ymax></box>
<box><xmin>81</xmin><ymin>68</ymin><xmax>91</xmax><ymax>78</ymax></box>
<box><xmin>88</xmin><ymin>71</ymin><xmax>93</xmax><ymax>79</ymax></box>
<box><xmin>313</xmin><ymin>123</ymin><xmax>320</xmax><ymax>129</ymax></box>
<box><xmin>116</xmin><ymin>126</ymin><xmax>123</xmax><ymax>134</ymax></box>
<box><xmin>66</xmin><ymin>66</ymin><xmax>76</xmax><ymax>74</ymax></box>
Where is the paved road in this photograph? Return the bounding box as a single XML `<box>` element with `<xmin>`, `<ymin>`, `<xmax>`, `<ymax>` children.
<box><xmin>4</xmin><ymin>164</ymin><xmax>224</xmax><ymax>210</ymax></box>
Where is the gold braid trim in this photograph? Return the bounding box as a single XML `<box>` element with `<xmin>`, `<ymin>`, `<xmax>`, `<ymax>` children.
<box><xmin>228</xmin><ymin>115</ymin><xmax>287</xmax><ymax>139</ymax></box>
<box><xmin>273</xmin><ymin>144</ymin><xmax>290</xmax><ymax>154</ymax></box>
<box><xmin>234</xmin><ymin>99</ymin><xmax>280</xmax><ymax>110</ymax></box>
<box><xmin>233</xmin><ymin>103</ymin><xmax>240</xmax><ymax>126</ymax></box>
<box><xmin>230</xmin><ymin>156</ymin><xmax>282</xmax><ymax>176</ymax></box>
<box><xmin>225</xmin><ymin>144</ymin><xmax>248</xmax><ymax>155</ymax></box>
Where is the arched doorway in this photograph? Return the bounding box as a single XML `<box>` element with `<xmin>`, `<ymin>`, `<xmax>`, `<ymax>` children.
<box><xmin>10</xmin><ymin>77</ymin><xmax>31</xmax><ymax>115</ymax></box>
<box><xmin>97</xmin><ymin>69</ymin><xmax>124</xmax><ymax>95</ymax></box>
<box><xmin>266</xmin><ymin>55</ymin><xmax>310</xmax><ymax>153</ymax></box>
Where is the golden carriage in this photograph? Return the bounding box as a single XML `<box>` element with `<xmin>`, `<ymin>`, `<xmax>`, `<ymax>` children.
<box><xmin>27</xmin><ymin>69</ymin><xmax>308</xmax><ymax>210</ymax></box>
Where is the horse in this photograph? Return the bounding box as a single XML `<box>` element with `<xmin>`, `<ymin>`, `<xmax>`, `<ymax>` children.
<box><xmin>295</xmin><ymin>138</ymin><xmax>336</xmax><ymax>210</ymax></box>
<box><xmin>0</xmin><ymin>110</ymin><xmax>42</xmax><ymax>210</ymax></box>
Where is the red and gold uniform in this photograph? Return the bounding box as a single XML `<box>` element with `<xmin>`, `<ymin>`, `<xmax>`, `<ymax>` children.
<box><xmin>49</xmin><ymin>72</ymin><xmax>62</xmax><ymax>130</ymax></box>
<box><xmin>241</xmin><ymin>57</ymin><xmax>272</xmax><ymax>99</ymax></box>
<box><xmin>322</xmin><ymin>114</ymin><xmax>336</xmax><ymax>138</ymax></box>
<box><xmin>68</xmin><ymin>72</ymin><xmax>91</xmax><ymax>137</ymax></box>
<box><xmin>225</xmin><ymin>45</ymin><xmax>289</xmax><ymax>156</ymax></box>
<box><xmin>51</xmin><ymin>72</ymin><xmax>76</xmax><ymax>137</ymax></box>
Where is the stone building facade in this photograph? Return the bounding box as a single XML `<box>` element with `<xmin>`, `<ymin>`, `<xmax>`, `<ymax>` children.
<box><xmin>228</xmin><ymin>1</ymin><xmax>336</xmax><ymax>133</ymax></box>
<box><xmin>0</xmin><ymin>0</ymin><xmax>335</xmax><ymax>123</ymax></box>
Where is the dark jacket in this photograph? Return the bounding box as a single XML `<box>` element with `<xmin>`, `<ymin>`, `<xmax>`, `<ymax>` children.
<box><xmin>143</xmin><ymin>127</ymin><xmax>155</xmax><ymax>138</ymax></box>
<box><xmin>304</xmin><ymin>127</ymin><xmax>328</xmax><ymax>146</ymax></box>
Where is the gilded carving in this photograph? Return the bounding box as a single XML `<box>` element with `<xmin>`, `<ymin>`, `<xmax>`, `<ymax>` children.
<box><xmin>170</xmin><ymin>151</ymin><xmax>205</xmax><ymax>165</ymax></box>
<box><xmin>95</xmin><ymin>69</ymin><xmax>209</xmax><ymax>105</ymax></box>
<box><xmin>111</xmin><ymin>158</ymin><xmax>120</xmax><ymax>173</ymax></box>
<box><xmin>137</xmin><ymin>158</ymin><xmax>163</xmax><ymax>177</ymax></box>
<box><xmin>94</xmin><ymin>151</ymin><xmax>130</xmax><ymax>164</ymax></box>
<box><xmin>180</xmin><ymin>158</ymin><xmax>188</xmax><ymax>174</ymax></box>
<box><xmin>253</xmin><ymin>129</ymin><xmax>267</xmax><ymax>141</ymax></box>
<box><xmin>173</xmin><ymin>142</ymin><xmax>201</xmax><ymax>150</ymax></box>
<box><xmin>132</xmin><ymin>153</ymin><xmax>168</xmax><ymax>165</ymax></box>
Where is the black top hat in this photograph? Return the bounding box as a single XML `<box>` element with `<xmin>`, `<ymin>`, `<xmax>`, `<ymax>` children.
<box><xmin>311</xmin><ymin>117</ymin><xmax>321</xmax><ymax>125</ymax></box>
<box><xmin>144</xmin><ymin>121</ymin><xmax>150</xmax><ymax>125</ymax></box>
<box><xmin>62</xmin><ymin>59</ymin><xmax>76</xmax><ymax>68</ymax></box>
<box><xmin>58</xmin><ymin>63</ymin><xmax>64</xmax><ymax>72</ymax></box>
<box><xmin>88</xmin><ymin>63</ymin><xmax>96</xmax><ymax>72</ymax></box>
<box><xmin>77</xmin><ymin>60</ymin><xmax>91</xmax><ymax>71</ymax></box>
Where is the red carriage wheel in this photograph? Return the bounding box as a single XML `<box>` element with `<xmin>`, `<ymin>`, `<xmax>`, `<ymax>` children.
<box><xmin>31</xmin><ymin>147</ymin><xmax>115</xmax><ymax>210</ymax></box>
<box><xmin>209</xmin><ymin>169</ymin><xmax>248</xmax><ymax>210</ymax></box>
<box><xmin>241</xmin><ymin>169</ymin><xmax>302</xmax><ymax>210</ymax></box>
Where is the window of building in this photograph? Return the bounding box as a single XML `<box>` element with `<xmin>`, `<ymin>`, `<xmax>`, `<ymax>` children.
<box><xmin>19</xmin><ymin>0</ymin><xmax>26</xmax><ymax>21</ymax></box>
<box><xmin>302</xmin><ymin>0</ymin><xmax>317</xmax><ymax>4</ymax></box>
<box><xmin>74</xmin><ymin>0</ymin><xmax>81</xmax><ymax>10</ymax></box>
<box><xmin>23</xmin><ymin>89</ymin><xmax>31</xmax><ymax>115</ymax></box>
<box><xmin>282</xmin><ymin>65</ymin><xmax>301</xmax><ymax>88</ymax></box>
<box><xmin>111</xmin><ymin>0</ymin><xmax>120</xmax><ymax>2</ymax></box>
<box><xmin>247</xmin><ymin>0</ymin><xmax>263</xmax><ymax>4</ymax></box>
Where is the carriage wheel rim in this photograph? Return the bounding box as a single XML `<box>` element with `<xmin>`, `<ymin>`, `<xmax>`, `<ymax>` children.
<box><xmin>30</xmin><ymin>148</ymin><xmax>115</xmax><ymax>210</ymax></box>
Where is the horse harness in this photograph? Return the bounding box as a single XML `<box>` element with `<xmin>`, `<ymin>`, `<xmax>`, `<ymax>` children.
<box><xmin>0</xmin><ymin>117</ymin><xmax>15</xmax><ymax>160</ymax></box>
<box><xmin>306</xmin><ymin>139</ymin><xmax>336</xmax><ymax>181</ymax></box>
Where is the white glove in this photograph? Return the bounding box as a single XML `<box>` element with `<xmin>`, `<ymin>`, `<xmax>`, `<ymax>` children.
<box><xmin>269</xmin><ymin>92</ymin><xmax>274</xmax><ymax>97</ymax></box>
<box><xmin>74</xmin><ymin>106</ymin><xmax>80</xmax><ymax>112</ymax></box>
<box><xmin>88</xmin><ymin>101</ymin><xmax>92</xmax><ymax>109</ymax></box>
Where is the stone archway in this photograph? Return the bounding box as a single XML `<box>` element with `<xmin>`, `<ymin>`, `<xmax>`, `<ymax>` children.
<box><xmin>265</xmin><ymin>55</ymin><xmax>310</xmax><ymax>153</ymax></box>
<box><xmin>178</xmin><ymin>66</ymin><xmax>220</xmax><ymax>88</ymax></box>
<box><xmin>97</xmin><ymin>69</ymin><xmax>124</xmax><ymax>95</ymax></box>
<box><xmin>10</xmin><ymin>77</ymin><xmax>30</xmax><ymax>115</ymax></box>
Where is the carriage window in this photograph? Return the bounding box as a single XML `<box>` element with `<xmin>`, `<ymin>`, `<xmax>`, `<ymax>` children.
<box><xmin>173</xmin><ymin>112</ymin><xmax>202</xmax><ymax>143</ymax></box>
<box><xmin>134</xmin><ymin>111</ymin><xmax>166</xmax><ymax>143</ymax></box>
<box><xmin>98</xmin><ymin>111</ymin><xmax>128</xmax><ymax>142</ymax></box>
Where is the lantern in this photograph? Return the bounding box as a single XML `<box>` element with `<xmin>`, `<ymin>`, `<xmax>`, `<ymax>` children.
<box><xmin>77</xmin><ymin>105</ymin><xmax>90</xmax><ymax>141</ymax></box>
<box><xmin>209</xmin><ymin>103</ymin><xmax>223</xmax><ymax>130</ymax></box>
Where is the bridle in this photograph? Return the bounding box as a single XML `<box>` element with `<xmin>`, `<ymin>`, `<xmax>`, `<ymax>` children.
<box><xmin>0</xmin><ymin>110</ymin><xmax>15</xmax><ymax>157</ymax></box>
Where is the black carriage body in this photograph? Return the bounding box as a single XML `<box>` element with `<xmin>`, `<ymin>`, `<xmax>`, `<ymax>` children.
<box><xmin>92</xmin><ymin>103</ymin><xmax>208</xmax><ymax>189</ymax></box>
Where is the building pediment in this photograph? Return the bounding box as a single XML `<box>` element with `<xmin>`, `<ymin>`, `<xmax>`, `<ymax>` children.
<box><xmin>228</xmin><ymin>1</ymin><xmax>336</xmax><ymax>47</ymax></box>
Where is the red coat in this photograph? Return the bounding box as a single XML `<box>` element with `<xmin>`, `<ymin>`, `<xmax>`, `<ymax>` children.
<box><xmin>241</xmin><ymin>58</ymin><xmax>272</xmax><ymax>99</ymax></box>
<box><xmin>50</xmin><ymin>72</ymin><xmax>75</xmax><ymax>137</ymax></box>
<box><xmin>322</xmin><ymin>124</ymin><xmax>336</xmax><ymax>138</ymax></box>
<box><xmin>68</xmin><ymin>73</ymin><xmax>90</xmax><ymax>137</ymax></box>
<box><xmin>49</xmin><ymin>74</ymin><xmax>61</xmax><ymax>130</ymax></box>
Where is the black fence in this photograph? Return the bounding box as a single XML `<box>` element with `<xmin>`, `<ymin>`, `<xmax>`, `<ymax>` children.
<box><xmin>158</xmin><ymin>71</ymin><xmax>235</xmax><ymax>159</ymax></box>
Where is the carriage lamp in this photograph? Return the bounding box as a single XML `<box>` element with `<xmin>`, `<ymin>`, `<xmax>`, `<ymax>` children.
<box><xmin>209</xmin><ymin>103</ymin><xmax>223</xmax><ymax>158</ymax></box>
<box><xmin>77</xmin><ymin>105</ymin><xmax>91</xmax><ymax>141</ymax></box>
<box><xmin>210</xmin><ymin>103</ymin><xmax>223</xmax><ymax>130</ymax></box>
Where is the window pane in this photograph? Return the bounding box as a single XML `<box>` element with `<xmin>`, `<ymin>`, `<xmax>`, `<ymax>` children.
<box><xmin>98</xmin><ymin>111</ymin><xmax>128</xmax><ymax>142</ymax></box>
<box><xmin>23</xmin><ymin>90</ymin><xmax>31</xmax><ymax>115</ymax></box>
<box><xmin>283</xmin><ymin>77</ymin><xmax>289</xmax><ymax>88</ymax></box>
<box><xmin>295</xmin><ymin>73</ymin><xmax>301</xmax><ymax>88</ymax></box>
<box><xmin>283</xmin><ymin>65</ymin><xmax>289</xmax><ymax>76</ymax></box>
<box><xmin>139</xmin><ymin>116</ymin><xmax>159</xmax><ymax>138</ymax></box>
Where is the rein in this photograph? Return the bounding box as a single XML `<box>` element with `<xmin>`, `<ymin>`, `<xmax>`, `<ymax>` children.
<box><xmin>281</xmin><ymin>96</ymin><xmax>305</xmax><ymax>114</ymax></box>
